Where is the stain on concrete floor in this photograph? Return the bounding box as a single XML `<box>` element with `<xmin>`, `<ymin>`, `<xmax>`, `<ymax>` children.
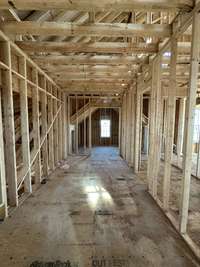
<box><xmin>0</xmin><ymin>147</ymin><xmax>199</xmax><ymax>267</ymax></box>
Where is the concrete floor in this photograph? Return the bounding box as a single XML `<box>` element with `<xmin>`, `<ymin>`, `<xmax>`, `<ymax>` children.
<box><xmin>0</xmin><ymin>147</ymin><xmax>199</xmax><ymax>267</ymax></box>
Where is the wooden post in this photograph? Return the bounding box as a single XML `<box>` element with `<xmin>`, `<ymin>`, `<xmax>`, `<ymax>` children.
<box><xmin>120</xmin><ymin>95</ymin><xmax>125</xmax><ymax>158</ymax></box>
<box><xmin>2</xmin><ymin>41</ymin><xmax>18</xmax><ymax>206</ymax></box>
<box><xmin>146</xmin><ymin>97</ymin><xmax>150</xmax><ymax>156</ymax></box>
<box><xmin>53</xmin><ymin>88</ymin><xmax>59</xmax><ymax>164</ymax></box>
<box><xmin>177</xmin><ymin>98</ymin><xmax>186</xmax><ymax>168</ymax></box>
<box><xmin>163</xmin><ymin>38</ymin><xmax>177</xmax><ymax>210</ymax></box>
<box><xmin>123</xmin><ymin>93</ymin><xmax>127</xmax><ymax>159</ymax></box>
<box><xmin>147</xmin><ymin>55</ymin><xmax>161</xmax><ymax>196</ymax></box>
<box><xmin>32</xmin><ymin>69</ymin><xmax>41</xmax><ymax>184</ymax></box>
<box><xmin>41</xmin><ymin>77</ymin><xmax>48</xmax><ymax>177</ymax></box>
<box><xmin>152</xmin><ymin>55</ymin><xmax>162</xmax><ymax>198</ymax></box>
<box><xmin>135</xmin><ymin>87</ymin><xmax>141</xmax><ymax>173</ymax></box>
<box><xmin>126</xmin><ymin>90</ymin><xmax>131</xmax><ymax>163</ymax></box>
<box><xmin>47</xmin><ymin>83</ymin><xmax>54</xmax><ymax>171</ymax></box>
<box><xmin>180</xmin><ymin>8</ymin><xmax>200</xmax><ymax>234</ymax></box>
<box><xmin>58</xmin><ymin>91</ymin><xmax>63</xmax><ymax>161</ymax></box>
<box><xmin>118</xmin><ymin>107</ymin><xmax>122</xmax><ymax>153</ymax></box>
<box><xmin>130</xmin><ymin>87</ymin><xmax>136</xmax><ymax>166</ymax></box>
<box><xmin>84</xmin><ymin>95</ymin><xmax>87</xmax><ymax>152</ymax></box>
<box><xmin>68</xmin><ymin>96</ymin><xmax>72</xmax><ymax>155</ymax></box>
<box><xmin>19</xmin><ymin>57</ymin><xmax>32</xmax><ymax>192</ymax></box>
<box><xmin>89</xmin><ymin>98</ymin><xmax>92</xmax><ymax>152</ymax></box>
<box><xmin>75</xmin><ymin>94</ymin><xmax>79</xmax><ymax>154</ymax></box>
<box><xmin>0</xmin><ymin>89</ymin><xmax>8</xmax><ymax>217</ymax></box>
<box><xmin>62</xmin><ymin>92</ymin><xmax>68</xmax><ymax>159</ymax></box>
<box><xmin>162</xmin><ymin>99</ymin><xmax>168</xmax><ymax>153</ymax></box>
<box><xmin>139</xmin><ymin>94</ymin><xmax>143</xmax><ymax>169</ymax></box>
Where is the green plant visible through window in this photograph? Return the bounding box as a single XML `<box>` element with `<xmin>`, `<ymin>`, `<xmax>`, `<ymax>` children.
<box><xmin>100</xmin><ymin>119</ymin><xmax>111</xmax><ymax>138</ymax></box>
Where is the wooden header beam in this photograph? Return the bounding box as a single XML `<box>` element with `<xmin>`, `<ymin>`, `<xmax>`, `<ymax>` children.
<box><xmin>1</xmin><ymin>22</ymin><xmax>172</xmax><ymax>38</ymax></box>
<box><xmin>42</xmin><ymin>65</ymin><xmax>136</xmax><ymax>73</ymax></box>
<box><xmin>59</xmin><ymin>82</ymin><xmax>128</xmax><ymax>90</ymax></box>
<box><xmin>0</xmin><ymin>0</ymin><xmax>193</xmax><ymax>11</ymax></box>
<box><xmin>56</xmin><ymin>78</ymin><xmax>132</xmax><ymax>83</ymax></box>
<box><xmin>16</xmin><ymin>41</ymin><xmax>158</xmax><ymax>54</ymax></box>
<box><xmin>31</xmin><ymin>55</ymin><xmax>145</xmax><ymax>65</ymax></box>
<box><xmin>63</xmin><ymin>88</ymin><xmax>125</xmax><ymax>94</ymax></box>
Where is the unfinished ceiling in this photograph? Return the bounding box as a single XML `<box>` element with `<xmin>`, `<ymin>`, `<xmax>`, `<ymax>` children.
<box><xmin>0</xmin><ymin>0</ymin><xmax>195</xmax><ymax>96</ymax></box>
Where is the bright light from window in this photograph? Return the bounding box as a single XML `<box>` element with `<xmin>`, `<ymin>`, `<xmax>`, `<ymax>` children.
<box><xmin>146</xmin><ymin>37</ymin><xmax>152</xmax><ymax>44</ymax></box>
<box><xmin>101</xmin><ymin>119</ymin><xmax>111</xmax><ymax>138</ymax></box>
<box><xmin>164</xmin><ymin>51</ymin><xmax>171</xmax><ymax>57</ymax></box>
<box><xmin>162</xmin><ymin>63</ymin><xmax>168</xmax><ymax>68</ymax></box>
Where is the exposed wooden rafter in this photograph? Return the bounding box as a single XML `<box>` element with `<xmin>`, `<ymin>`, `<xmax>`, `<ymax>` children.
<box><xmin>1</xmin><ymin>21</ymin><xmax>172</xmax><ymax>38</ymax></box>
<box><xmin>16</xmin><ymin>41</ymin><xmax>158</xmax><ymax>54</ymax></box>
<box><xmin>0</xmin><ymin>0</ymin><xmax>193</xmax><ymax>11</ymax></box>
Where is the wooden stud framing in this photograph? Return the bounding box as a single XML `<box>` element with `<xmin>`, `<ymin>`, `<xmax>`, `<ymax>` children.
<box><xmin>2</xmin><ymin>41</ymin><xmax>18</xmax><ymax>206</ymax></box>
<box><xmin>139</xmin><ymin>94</ymin><xmax>143</xmax><ymax>170</ymax></box>
<box><xmin>58</xmin><ymin>91</ymin><xmax>63</xmax><ymax>161</ymax></box>
<box><xmin>134</xmin><ymin>87</ymin><xmax>141</xmax><ymax>173</ymax></box>
<box><xmin>147</xmin><ymin>55</ymin><xmax>162</xmax><ymax>195</ymax></box>
<box><xmin>0</xmin><ymin>1</ymin><xmax>200</xmax><ymax>259</ymax></box>
<box><xmin>118</xmin><ymin>107</ymin><xmax>122</xmax><ymax>154</ymax></box>
<box><xmin>120</xmin><ymin>97</ymin><xmax>124</xmax><ymax>157</ymax></box>
<box><xmin>53</xmin><ymin>88</ymin><xmax>59</xmax><ymax>163</ymax></box>
<box><xmin>130</xmin><ymin>87</ymin><xmax>136</xmax><ymax>166</ymax></box>
<box><xmin>177</xmin><ymin>98</ymin><xmax>186</xmax><ymax>168</ymax></box>
<box><xmin>47</xmin><ymin>83</ymin><xmax>55</xmax><ymax>171</ymax></box>
<box><xmin>41</xmin><ymin>77</ymin><xmax>48</xmax><ymax>177</ymax></box>
<box><xmin>152</xmin><ymin>55</ymin><xmax>162</xmax><ymax>198</ymax></box>
<box><xmin>163</xmin><ymin>38</ymin><xmax>178</xmax><ymax>210</ymax></box>
<box><xmin>32</xmin><ymin>69</ymin><xmax>41</xmax><ymax>184</ymax></box>
<box><xmin>83</xmin><ymin>95</ymin><xmax>87</xmax><ymax>152</ymax></box>
<box><xmin>180</xmin><ymin>8</ymin><xmax>200</xmax><ymax>234</ymax></box>
<box><xmin>75</xmin><ymin>94</ymin><xmax>79</xmax><ymax>154</ymax></box>
<box><xmin>0</xmin><ymin>28</ymin><xmax>64</xmax><ymax>218</ymax></box>
<box><xmin>19</xmin><ymin>57</ymin><xmax>32</xmax><ymax>192</ymax></box>
<box><xmin>126</xmin><ymin>91</ymin><xmax>132</xmax><ymax>163</ymax></box>
<box><xmin>0</xmin><ymin>89</ymin><xmax>7</xmax><ymax>217</ymax></box>
<box><xmin>68</xmin><ymin>96</ymin><xmax>72</xmax><ymax>155</ymax></box>
<box><xmin>123</xmin><ymin>93</ymin><xmax>127</xmax><ymax>159</ymax></box>
<box><xmin>62</xmin><ymin>92</ymin><xmax>68</xmax><ymax>159</ymax></box>
<box><xmin>89</xmin><ymin>98</ymin><xmax>92</xmax><ymax>152</ymax></box>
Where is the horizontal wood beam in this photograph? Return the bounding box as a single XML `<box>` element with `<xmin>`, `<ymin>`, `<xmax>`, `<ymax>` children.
<box><xmin>42</xmin><ymin>65</ymin><xmax>136</xmax><ymax>73</ymax></box>
<box><xmin>0</xmin><ymin>0</ymin><xmax>193</xmax><ymax>11</ymax></box>
<box><xmin>1</xmin><ymin>22</ymin><xmax>172</xmax><ymax>38</ymax></box>
<box><xmin>31</xmin><ymin>55</ymin><xmax>145</xmax><ymax>65</ymax></box>
<box><xmin>45</xmin><ymin>69</ymin><xmax>136</xmax><ymax>76</ymax></box>
<box><xmin>60</xmin><ymin>82</ymin><xmax>128</xmax><ymax>91</ymax></box>
<box><xmin>64</xmin><ymin>88</ymin><xmax>125</xmax><ymax>94</ymax></box>
<box><xmin>69</xmin><ymin>95</ymin><xmax>121</xmax><ymax>99</ymax></box>
<box><xmin>162</xmin><ymin>86</ymin><xmax>187</xmax><ymax>98</ymax></box>
<box><xmin>32</xmin><ymin>55</ymin><xmax>190</xmax><ymax>66</ymax></box>
<box><xmin>51</xmin><ymin>72</ymin><xmax>134</xmax><ymax>79</ymax></box>
<box><xmin>55</xmin><ymin>78</ymin><xmax>133</xmax><ymax>84</ymax></box>
<box><xmin>16</xmin><ymin>41</ymin><xmax>158</xmax><ymax>54</ymax></box>
<box><xmin>65</xmin><ymin>90</ymin><xmax>124</xmax><ymax>95</ymax></box>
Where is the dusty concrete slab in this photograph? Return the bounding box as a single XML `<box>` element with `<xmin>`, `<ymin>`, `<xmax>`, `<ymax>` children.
<box><xmin>0</xmin><ymin>147</ymin><xmax>199</xmax><ymax>267</ymax></box>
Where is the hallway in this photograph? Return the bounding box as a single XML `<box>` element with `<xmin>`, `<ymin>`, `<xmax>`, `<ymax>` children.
<box><xmin>0</xmin><ymin>147</ymin><xmax>198</xmax><ymax>267</ymax></box>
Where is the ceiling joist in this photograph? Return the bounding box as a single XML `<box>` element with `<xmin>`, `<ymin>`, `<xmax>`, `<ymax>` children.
<box><xmin>0</xmin><ymin>0</ymin><xmax>193</xmax><ymax>11</ymax></box>
<box><xmin>31</xmin><ymin>55</ymin><xmax>147</xmax><ymax>65</ymax></box>
<box><xmin>1</xmin><ymin>21</ymin><xmax>172</xmax><ymax>38</ymax></box>
<box><xmin>16</xmin><ymin>41</ymin><xmax>158</xmax><ymax>54</ymax></box>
